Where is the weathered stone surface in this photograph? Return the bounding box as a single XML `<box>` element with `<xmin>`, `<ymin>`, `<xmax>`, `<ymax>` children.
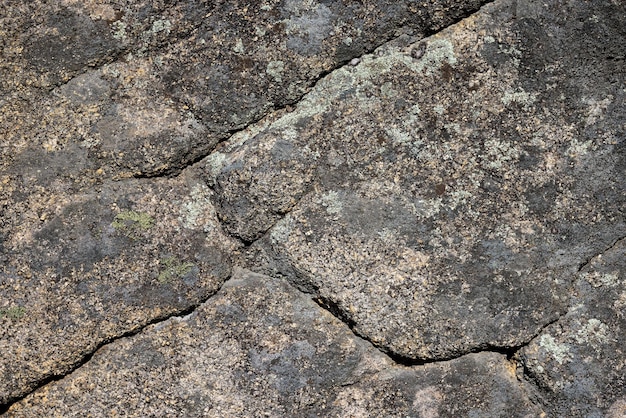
<box><xmin>213</xmin><ymin>0</ymin><xmax>626</xmax><ymax>362</ymax></box>
<box><xmin>1</xmin><ymin>0</ymin><xmax>487</xmax><ymax>179</ymax></box>
<box><xmin>5</xmin><ymin>270</ymin><xmax>542</xmax><ymax>417</ymax></box>
<box><xmin>518</xmin><ymin>238</ymin><xmax>626</xmax><ymax>417</ymax></box>
<box><xmin>0</xmin><ymin>0</ymin><xmax>491</xmax><ymax>405</ymax></box>
<box><xmin>1</xmin><ymin>0</ymin><xmax>625</xmax><ymax>415</ymax></box>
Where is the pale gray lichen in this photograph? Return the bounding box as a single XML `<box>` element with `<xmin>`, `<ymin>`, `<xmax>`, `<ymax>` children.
<box><xmin>270</xmin><ymin>215</ymin><xmax>295</xmax><ymax>245</ymax></box>
<box><xmin>319</xmin><ymin>191</ymin><xmax>343</xmax><ymax>215</ymax></box>
<box><xmin>539</xmin><ymin>334</ymin><xmax>571</xmax><ymax>365</ymax></box>
<box><xmin>583</xmin><ymin>271</ymin><xmax>620</xmax><ymax>287</ymax></box>
<box><xmin>266</xmin><ymin>60</ymin><xmax>285</xmax><ymax>83</ymax></box>
<box><xmin>482</xmin><ymin>138</ymin><xmax>521</xmax><ymax>170</ymax></box>
<box><xmin>583</xmin><ymin>95</ymin><xmax>613</xmax><ymax>125</ymax></box>
<box><xmin>411</xmin><ymin>38</ymin><xmax>457</xmax><ymax>75</ymax></box>
<box><xmin>150</xmin><ymin>19</ymin><xmax>172</xmax><ymax>35</ymax></box>
<box><xmin>567</xmin><ymin>137</ymin><xmax>593</xmax><ymax>158</ymax></box>
<box><xmin>111</xmin><ymin>21</ymin><xmax>127</xmax><ymax>41</ymax></box>
<box><xmin>501</xmin><ymin>88</ymin><xmax>537</xmax><ymax>106</ymax></box>
<box><xmin>204</xmin><ymin>152</ymin><xmax>227</xmax><ymax>185</ymax></box>
<box><xmin>574</xmin><ymin>318</ymin><xmax>610</xmax><ymax>347</ymax></box>
<box><xmin>178</xmin><ymin>184</ymin><xmax>215</xmax><ymax>230</ymax></box>
<box><xmin>233</xmin><ymin>39</ymin><xmax>245</xmax><ymax>54</ymax></box>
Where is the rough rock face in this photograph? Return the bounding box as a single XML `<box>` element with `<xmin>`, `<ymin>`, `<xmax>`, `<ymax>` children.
<box><xmin>1</xmin><ymin>0</ymin><xmax>625</xmax><ymax>416</ymax></box>
<box><xmin>214</xmin><ymin>0</ymin><xmax>626</xmax><ymax>362</ymax></box>
<box><xmin>6</xmin><ymin>270</ymin><xmax>543</xmax><ymax>417</ymax></box>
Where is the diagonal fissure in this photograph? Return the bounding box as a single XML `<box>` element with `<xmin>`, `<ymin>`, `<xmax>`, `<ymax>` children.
<box><xmin>134</xmin><ymin>0</ymin><xmax>497</xmax><ymax>180</ymax></box>
<box><xmin>577</xmin><ymin>235</ymin><xmax>626</xmax><ymax>272</ymax></box>
<box><xmin>0</xmin><ymin>275</ymin><xmax>234</xmax><ymax>415</ymax></box>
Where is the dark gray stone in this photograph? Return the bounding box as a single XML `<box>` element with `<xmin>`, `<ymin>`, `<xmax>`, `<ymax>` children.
<box><xmin>212</xmin><ymin>0</ymin><xmax>625</xmax><ymax>362</ymax></box>
<box><xmin>518</xmin><ymin>238</ymin><xmax>626</xmax><ymax>417</ymax></box>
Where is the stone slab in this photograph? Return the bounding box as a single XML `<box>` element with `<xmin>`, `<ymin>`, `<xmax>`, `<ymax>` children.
<box><xmin>0</xmin><ymin>174</ymin><xmax>237</xmax><ymax>404</ymax></box>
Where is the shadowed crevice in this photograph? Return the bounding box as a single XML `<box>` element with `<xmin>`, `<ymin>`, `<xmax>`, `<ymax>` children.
<box><xmin>310</xmin><ymin>289</ymin><xmax>566</xmax><ymax>368</ymax></box>
<box><xmin>577</xmin><ymin>235</ymin><xmax>626</xmax><ymax>272</ymax></box>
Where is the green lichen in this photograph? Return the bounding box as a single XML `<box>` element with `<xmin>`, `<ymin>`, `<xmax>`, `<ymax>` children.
<box><xmin>0</xmin><ymin>306</ymin><xmax>25</xmax><ymax>320</ymax></box>
<box><xmin>158</xmin><ymin>256</ymin><xmax>195</xmax><ymax>283</ymax></box>
<box><xmin>112</xmin><ymin>210</ymin><xmax>154</xmax><ymax>239</ymax></box>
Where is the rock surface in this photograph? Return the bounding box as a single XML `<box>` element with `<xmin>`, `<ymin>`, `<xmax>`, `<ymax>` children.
<box><xmin>6</xmin><ymin>270</ymin><xmax>543</xmax><ymax>417</ymax></box>
<box><xmin>1</xmin><ymin>0</ymin><xmax>625</xmax><ymax>416</ymax></box>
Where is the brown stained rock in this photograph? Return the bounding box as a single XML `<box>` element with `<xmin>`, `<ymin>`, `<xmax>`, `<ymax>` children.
<box><xmin>212</xmin><ymin>0</ymin><xmax>626</xmax><ymax>361</ymax></box>
<box><xmin>0</xmin><ymin>174</ymin><xmax>238</xmax><ymax>404</ymax></box>
<box><xmin>5</xmin><ymin>270</ymin><xmax>543</xmax><ymax>417</ymax></box>
<box><xmin>518</xmin><ymin>238</ymin><xmax>626</xmax><ymax>417</ymax></box>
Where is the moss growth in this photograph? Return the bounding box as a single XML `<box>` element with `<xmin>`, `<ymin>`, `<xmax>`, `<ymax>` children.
<box><xmin>112</xmin><ymin>210</ymin><xmax>154</xmax><ymax>239</ymax></box>
<box><xmin>158</xmin><ymin>256</ymin><xmax>195</xmax><ymax>283</ymax></box>
<box><xmin>0</xmin><ymin>306</ymin><xmax>25</xmax><ymax>320</ymax></box>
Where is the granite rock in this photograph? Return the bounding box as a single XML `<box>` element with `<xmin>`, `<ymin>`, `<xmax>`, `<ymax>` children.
<box><xmin>5</xmin><ymin>270</ymin><xmax>543</xmax><ymax>417</ymax></box>
<box><xmin>0</xmin><ymin>0</ymin><xmax>490</xmax><ymax>405</ymax></box>
<box><xmin>518</xmin><ymin>238</ymin><xmax>626</xmax><ymax>417</ymax></box>
<box><xmin>0</xmin><ymin>173</ymin><xmax>237</xmax><ymax>404</ymax></box>
<box><xmin>214</xmin><ymin>0</ymin><xmax>626</xmax><ymax>362</ymax></box>
<box><xmin>1</xmin><ymin>0</ymin><xmax>625</xmax><ymax>415</ymax></box>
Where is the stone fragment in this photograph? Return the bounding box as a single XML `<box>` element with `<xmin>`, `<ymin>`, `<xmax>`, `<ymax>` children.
<box><xmin>5</xmin><ymin>270</ymin><xmax>543</xmax><ymax>417</ymax></box>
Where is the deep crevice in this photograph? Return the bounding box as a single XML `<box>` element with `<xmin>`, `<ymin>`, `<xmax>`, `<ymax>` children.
<box><xmin>311</xmin><ymin>290</ymin><xmax>567</xmax><ymax>368</ymax></box>
<box><xmin>131</xmin><ymin>65</ymin><xmax>337</xmax><ymax>180</ymax></box>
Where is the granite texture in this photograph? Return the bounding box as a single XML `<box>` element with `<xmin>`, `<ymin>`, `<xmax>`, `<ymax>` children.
<box><xmin>5</xmin><ymin>270</ymin><xmax>543</xmax><ymax>417</ymax></box>
<box><xmin>1</xmin><ymin>0</ymin><xmax>625</xmax><ymax>416</ymax></box>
